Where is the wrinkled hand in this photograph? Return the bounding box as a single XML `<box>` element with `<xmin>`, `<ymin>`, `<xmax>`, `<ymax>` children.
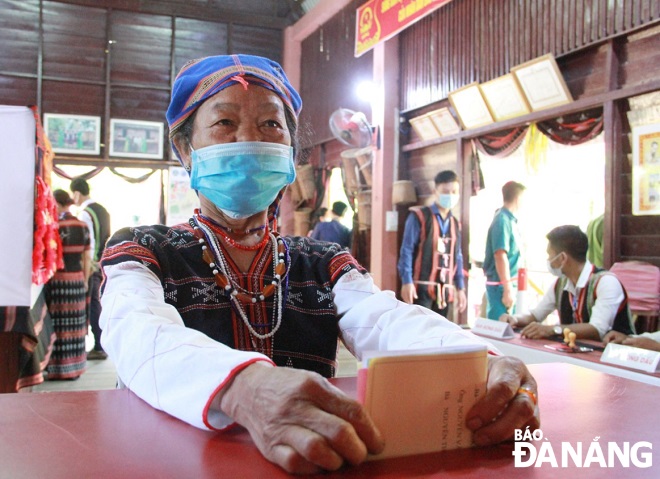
<box><xmin>400</xmin><ymin>283</ymin><xmax>417</xmax><ymax>305</ymax></box>
<box><xmin>520</xmin><ymin>323</ymin><xmax>553</xmax><ymax>339</ymax></box>
<box><xmin>455</xmin><ymin>289</ymin><xmax>467</xmax><ymax>313</ymax></box>
<box><xmin>603</xmin><ymin>330</ymin><xmax>627</xmax><ymax>344</ymax></box>
<box><xmin>622</xmin><ymin>336</ymin><xmax>660</xmax><ymax>352</ymax></box>
<box><xmin>466</xmin><ymin>356</ymin><xmax>540</xmax><ymax>446</ymax></box>
<box><xmin>502</xmin><ymin>287</ymin><xmax>515</xmax><ymax>310</ymax></box>
<box><xmin>220</xmin><ymin>363</ymin><xmax>384</xmax><ymax>474</ymax></box>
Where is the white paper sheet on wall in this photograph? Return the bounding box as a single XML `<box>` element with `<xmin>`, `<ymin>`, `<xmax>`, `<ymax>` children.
<box><xmin>0</xmin><ymin>106</ymin><xmax>35</xmax><ymax>306</ymax></box>
<box><xmin>166</xmin><ymin>166</ymin><xmax>199</xmax><ymax>226</ymax></box>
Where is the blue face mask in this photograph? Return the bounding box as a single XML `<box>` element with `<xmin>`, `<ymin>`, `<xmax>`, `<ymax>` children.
<box><xmin>190</xmin><ymin>141</ymin><xmax>296</xmax><ymax>219</ymax></box>
<box><xmin>438</xmin><ymin>193</ymin><xmax>459</xmax><ymax>210</ymax></box>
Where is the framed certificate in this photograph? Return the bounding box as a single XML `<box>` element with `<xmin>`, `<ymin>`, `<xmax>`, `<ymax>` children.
<box><xmin>479</xmin><ymin>74</ymin><xmax>531</xmax><ymax>121</ymax></box>
<box><xmin>448</xmin><ymin>83</ymin><xmax>494</xmax><ymax>130</ymax></box>
<box><xmin>428</xmin><ymin>107</ymin><xmax>461</xmax><ymax>136</ymax></box>
<box><xmin>631</xmin><ymin>122</ymin><xmax>660</xmax><ymax>216</ymax></box>
<box><xmin>409</xmin><ymin>113</ymin><xmax>441</xmax><ymax>141</ymax></box>
<box><xmin>511</xmin><ymin>53</ymin><xmax>573</xmax><ymax>111</ymax></box>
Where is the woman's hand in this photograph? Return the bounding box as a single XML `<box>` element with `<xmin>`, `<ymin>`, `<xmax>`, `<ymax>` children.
<box><xmin>220</xmin><ymin>363</ymin><xmax>384</xmax><ymax>474</ymax></box>
<box><xmin>466</xmin><ymin>356</ymin><xmax>540</xmax><ymax>446</ymax></box>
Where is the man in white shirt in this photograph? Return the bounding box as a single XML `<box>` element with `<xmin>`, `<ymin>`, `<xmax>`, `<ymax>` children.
<box><xmin>500</xmin><ymin>225</ymin><xmax>635</xmax><ymax>341</ymax></box>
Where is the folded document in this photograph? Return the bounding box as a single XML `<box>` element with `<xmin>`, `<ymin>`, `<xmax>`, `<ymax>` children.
<box><xmin>357</xmin><ymin>344</ymin><xmax>488</xmax><ymax>460</ymax></box>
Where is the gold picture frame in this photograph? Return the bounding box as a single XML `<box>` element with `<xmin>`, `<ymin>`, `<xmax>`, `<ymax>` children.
<box><xmin>511</xmin><ymin>53</ymin><xmax>573</xmax><ymax>111</ymax></box>
<box><xmin>631</xmin><ymin>122</ymin><xmax>660</xmax><ymax>216</ymax></box>
<box><xmin>409</xmin><ymin>113</ymin><xmax>441</xmax><ymax>142</ymax></box>
<box><xmin>428</xmin><ymin>107</ymin><xmax>461</xmax><ymax>136</ymax></box>
<box><xmin>448</xmin><ymin>83</ymin><xmax>494</xmax><ymax>130</ymax></box>
<box><xmin>478</xmin><ymin>74</ymin><xmax>531</xmax><ymax>121</ymax></box>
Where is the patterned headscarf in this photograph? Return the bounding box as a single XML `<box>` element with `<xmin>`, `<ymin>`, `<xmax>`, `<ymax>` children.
<box><xmin>166</xmin><ymin>54</ymin><xmax>302</xmax><ymax>161</ymax></box>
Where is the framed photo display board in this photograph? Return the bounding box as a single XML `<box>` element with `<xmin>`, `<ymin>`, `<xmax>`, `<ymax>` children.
<box><xmin>631</xmin><ymin>123</ymin><xmax>660</xmax><ymax>216</ymax></box>
<box><xmin>511</xmin><ymin>54</ymin><xmax>573</xmax><ymax>111</ymax></box>
<box><xmin>479</xmin><ymin>74</ymin><xmax>531</xmax><ymax>121</ymax></box>
<box><xmin>43</xmin><ymin>113</ymin><xmax>101</xmax><ymax>155</ymax></box>
<box><xmin>448</xmin><ymin>83</ymin><xmax>494</xmax><ymax>130</ymax></box>
<box><xmin>110</xmin><ymin>119</ymin><xmax>164</xmax><ymax>159</ymax></box>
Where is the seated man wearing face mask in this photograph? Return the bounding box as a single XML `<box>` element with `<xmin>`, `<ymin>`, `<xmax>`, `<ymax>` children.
<box><xmin>499</xmin><ymin>225</ymin><xmax>635</xmax><ymax>341</ymax></box>
<box><xmin>397</xmin><ymin>170</ymin><xmax>467</xmax><ymax>318</ymax></box>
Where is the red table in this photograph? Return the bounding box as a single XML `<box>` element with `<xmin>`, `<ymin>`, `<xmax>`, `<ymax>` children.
<box><xmin>0</xmin><ymin>363</ymin><xmax>657</xmax><ymax>478</ymax></box>
<box><xmin>479</xmin><ymin>332</ymin><xmax>660</xmax><ymax>386</ymax></box>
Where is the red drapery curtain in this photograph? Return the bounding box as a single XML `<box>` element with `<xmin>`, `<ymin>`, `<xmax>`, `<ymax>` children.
<box><xmin>472</xmin><ymin>108</ymin><xmax>603</xmax><ymax>157</ymax></box>
<box><xmin>473</xmin><ymin>126</ymin><xmax>529</xmax><ymax>158</ymax></box>
<box><xmin>535</xmin><ymin>107</ymin><xmax>603</xmax><ymax>145</ymax></box>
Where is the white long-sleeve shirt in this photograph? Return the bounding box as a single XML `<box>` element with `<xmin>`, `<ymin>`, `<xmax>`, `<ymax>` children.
<box><xmin>529</xmin><ymin>261</ymin><xmax>626</xmax><ymax>339</ymax></box>
<box><xmin>77</xmin><ymin>198</ymin><xmax>96</xmax><ymax>258</ymax></box>
<box><xmin>100</xmin><ymin>262</ymin><xmax>496</xmax><ymax>430</ymax></box>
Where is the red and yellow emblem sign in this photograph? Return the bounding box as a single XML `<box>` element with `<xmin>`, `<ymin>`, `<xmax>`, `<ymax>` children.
<box><xmin>355</xmin><ymin>0</ymin><xmax>454</xmax><ymax>57</ymax></box>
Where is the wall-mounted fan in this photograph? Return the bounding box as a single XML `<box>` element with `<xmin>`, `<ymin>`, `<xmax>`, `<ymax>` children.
<box><xmin>329</xmin><ymin>108</ymin><xmax>376</xmax><ymax>148</ymax></box>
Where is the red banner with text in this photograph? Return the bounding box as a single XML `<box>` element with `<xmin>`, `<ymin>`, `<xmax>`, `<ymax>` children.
<box><xmin>355</xmin><ymin>0</ymin><xmax>454</xmax><ymax>57</ymax></box>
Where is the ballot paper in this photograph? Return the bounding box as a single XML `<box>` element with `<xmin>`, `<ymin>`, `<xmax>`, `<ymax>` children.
<box><xmin>357</xmin><ymin>344</ymin><xmax>488</xmax><ymax>460</ymax></box>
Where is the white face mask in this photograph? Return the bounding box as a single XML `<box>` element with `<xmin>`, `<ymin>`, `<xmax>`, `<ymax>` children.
<box><xmin>546</xmin><ymin>252</ymin><xmax>564</xmax><ymax>277</ymax></box>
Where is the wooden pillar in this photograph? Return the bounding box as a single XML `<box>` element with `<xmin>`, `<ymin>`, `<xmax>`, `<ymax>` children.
<box><xmin>0</xmin><ymin>333</ymin><xmax>23</xmax><ymax>393</ymax></box>
<box><xmin>456</xmin><ymin>138</ymin><xmax>472</xmax><ymax>324</ymax></box>
<box><xmin>370</xmin><ymin>38</ymin><xmax>399</xmax><ymax>291</ymax></box>
<box><xmin>603</xmin><ymin>39</ymin><xmax>623</xmax><ymax>268</ymax></box>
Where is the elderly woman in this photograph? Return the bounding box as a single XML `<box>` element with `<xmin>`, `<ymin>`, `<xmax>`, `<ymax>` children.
<box><xmin>100</xmin><ymin>54</ymin><xmax>539</xmax><ymax>474</ymax></box>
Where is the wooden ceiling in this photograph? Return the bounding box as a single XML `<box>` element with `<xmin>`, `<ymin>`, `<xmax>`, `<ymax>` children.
<box><xmin>48</xmin><ymin>0</ymin><xmax>306</xmax><ymax>28</ymax></box>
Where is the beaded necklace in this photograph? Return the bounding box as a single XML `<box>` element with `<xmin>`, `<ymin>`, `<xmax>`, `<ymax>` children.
<box><xmin>195</xmin><ymin>209</ymin><xmax>268</xmax><ymax>251</ymax></box>
<box><xmin>196</xmin><ymin>209</ymin><xmax>267</xmax><ymax>236</ymax></box>
<box><xmin>191</xmin><ymin>214</ymin><xmax>290</xmax><ymax>341</ymax></box>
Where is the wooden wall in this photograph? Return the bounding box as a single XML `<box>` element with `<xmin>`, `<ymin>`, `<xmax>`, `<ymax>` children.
<box><xmin>288</xmin><ymin>0</ymin><xmax>659</xmax><ymax>282</ymax></box>
<box><xmin>399</xmin><ymin>0</ymin><xmax>659</xmax><ymax>112</ymax></box>
<box><xmin>0</xmin><ymin>0</ymin><xmax>289</xmax><ymax>166</ymax></box>
<box><xmin>393</xmin><ymin>1</ymin><xmax>660</xmax><ymax>268</ymax></box>
<box><xmin>299</xmin><ymin>0</ymin><xmax>373</xmax><ymax>150</ymax></box>
<box><xmin>2</xmin><ymin>0</ymin><xmax>657</xmax><ymax>266</ymax></box>
<box><xmin>617</xmin><ymin>30</ymin><xmax>660</xmax><ymax>266</ymax></box>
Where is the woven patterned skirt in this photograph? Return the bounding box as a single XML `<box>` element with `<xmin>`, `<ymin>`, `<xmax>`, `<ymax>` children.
<box><xmin>44</xmin><ymin>270</ymin><xmax>88</xmax><ymax>379</ymax></box>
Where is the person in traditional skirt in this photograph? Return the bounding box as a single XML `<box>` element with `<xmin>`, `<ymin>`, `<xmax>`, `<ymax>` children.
<box><xmin>99</xmin><ymin>54</ymin><xmax>540</xmax><ymax>474</ymax></box>
<box><xmin>45</xmin><ymin>189</ymin><xmax>91</xmax><ymax>379</ymax></box>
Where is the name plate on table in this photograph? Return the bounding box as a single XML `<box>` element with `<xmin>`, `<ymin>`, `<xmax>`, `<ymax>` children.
<box><xmin>601</xmin><ymin>343</ymin><xmax>660</xmax><ymax>373</ymax></box>
<box><xmin>471</xmin><ymin>318</ymin><xmax>515</xmax><ymax>339</ymax></box>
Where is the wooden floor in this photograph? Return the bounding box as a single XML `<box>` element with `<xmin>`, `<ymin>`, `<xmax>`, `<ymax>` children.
<box><xmin>30</xmin><ymin>342</ymin><xmax>359</xmax><ymax>393</ymax></box>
